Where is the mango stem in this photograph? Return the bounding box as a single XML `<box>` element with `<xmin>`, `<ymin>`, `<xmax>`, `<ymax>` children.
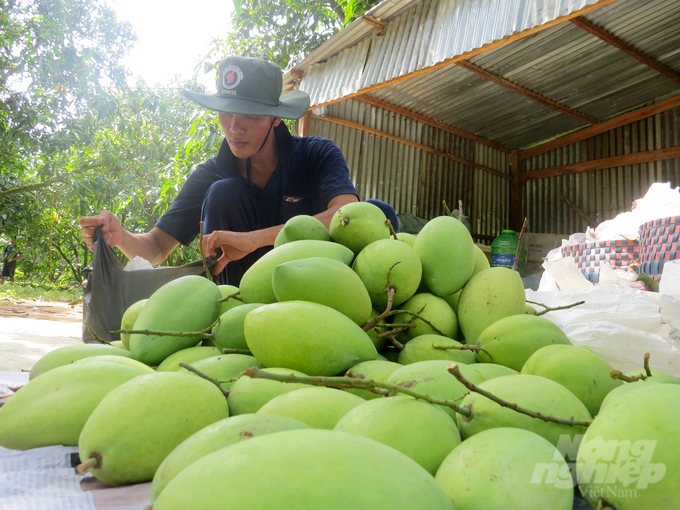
<box><xmin>386</xmin><ymin>219</ymin><xmax>398</xmax><ymax>239</ymax></box>
<box><xmin>432</xmin><ymin>343</ymin><xmax>494</xmax><ymax>362</ymax></box>
<box><xmin>361</xmin><ymin>287</ymin><xmax>397</xmax><ymax>332</ymax></box>
<box><xmin>610</xmin><ymin>370</ymin><xmax>646</xmax><ymax>383</ymax></box>
<box><xmin>113</xmin><ymin>317</ymin><xmax>220</xmax><ymax>340</ymax></box>
<box><xmin>179</xmin><ymin>362</ymin><xmax>230</xmax><ymax>398</ymax></box>
<box><xmin>243</xmin><ymin>367</ymin><xmax>472</xmax><ymax>416</ymax></box>
<box><xmin>447</xmin><ymin>363</ymin><xmax>592</xmax><ymax>427</ymax></box>
<box><xmin>218</xmin><ymin>291</ymin><xmax>243</xmax><ymax>303</ymax></box>
<box><xmin>221</xmin><ymin>348</ymin><xmax>253</xmax><ymax>355</ymax></box>
<box><xmin>85</xmin><ymin>325</ymin><xmax>111</xmax><ymax>345</ymax></box>
<box><xmin>526</xmin><ymin>300</ymin><xmax>586</xmax><ymax>316</ymax></box>
<box><xmin>387</xmin><ymin>335</ymin><xmax>405</xmax><ymax>350</ymax></box>
<box><xmin>442</xmin><ymin>200</ymin><xmax>452</xmax><ymax>216</ymax></box>
<box><xmin>643</xmin><ymin>352</ymin><xmax>652</xmax><ymax>377</ymax></box>
<box><xmin>76</xmin><ymin>454</ymin><xmax>100</xmax><ymax>473</ymax></box>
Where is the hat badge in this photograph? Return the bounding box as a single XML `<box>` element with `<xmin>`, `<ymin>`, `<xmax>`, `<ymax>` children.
<box><xmin>222</xmin><ymin>65</ymin><xmax>243</xmax><ymax>90</ymax></box>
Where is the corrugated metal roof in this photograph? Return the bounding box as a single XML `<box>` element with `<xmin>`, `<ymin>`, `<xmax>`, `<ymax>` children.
<box><xmin>296</xmin><ymin>0</ymin><xmax>604</xmax><ymax>107</ymax></box>
<box><xmin>292</xmin><ymin>0</ymin><xmax>680</xmax><ymax>149</ymax></box>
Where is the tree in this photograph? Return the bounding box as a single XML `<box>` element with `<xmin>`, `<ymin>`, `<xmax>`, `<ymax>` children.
<box><xmin>0</xmin><ymin>0</ymin><xmax>136</xmax><ymax>200</ymax></box>
<box><xmin>199</xmin><ymin>0</ymin><xmax>379</xmax><ymax>72</ymax></box>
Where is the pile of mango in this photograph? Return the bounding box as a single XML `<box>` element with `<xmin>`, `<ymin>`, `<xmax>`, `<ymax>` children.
<box><xmin>2</xmin><ymin>202</ymin><xmax>679</xmax><ymax>510</ymax></box>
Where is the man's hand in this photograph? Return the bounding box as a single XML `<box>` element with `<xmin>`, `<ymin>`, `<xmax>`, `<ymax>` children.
<box><xmin>201</xmin><ymin>230</ymin><xmax>262</xmax><ymax>275</ymax></box>
<box><xmin>79</xmin><ymin>211</ymin><xmax>124</xmax><ymax>251</ymax></box>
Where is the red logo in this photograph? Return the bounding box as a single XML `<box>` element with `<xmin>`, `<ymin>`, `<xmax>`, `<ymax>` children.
<box><xmin>222</xmin><ymin>65</ymin><xmax>243</xmax><ymax>90</ymax></box>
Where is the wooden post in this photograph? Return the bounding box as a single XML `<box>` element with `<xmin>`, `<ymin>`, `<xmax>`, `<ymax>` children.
<box><xmin>298</xmin><ymin>110</ymin><xmax>311</xmax><ymax>137</ymax></box>
<box><xmin>509</xmin><ymin>150</ymin><xmax>523</xmax><ymax>231</ymax></box>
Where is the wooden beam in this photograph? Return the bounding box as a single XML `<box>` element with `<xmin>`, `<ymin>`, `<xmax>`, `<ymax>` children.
<box><xmin>290</xmin><ymin>69</ymin><xmax>304</xmax><ymax>79</ymax></box>
<box><xmin>520</xmin><ymin>93</ymin><xmax>680</xmax><ymax>158</ymax></box>
<box><xmin>522</xmin><ymin>145</ymin><xmax>680</xmax><ymax>180</ymax></box>
<box><xmin>560</xmin><ymin>195</ymin><xmax>596</xmax><ymax>225</ymax></box>
<box><xmin>509</xmin><ymin>150</ymin><xmax>523</xmax><ymax>231</ymax></box>
<box><xmin>456</xmin><ymin>60</ymin><xmax>599</xmax><ymax>125</ymax></box>
<box><xmin>362</xmin><ymin>15</ymin><xmax>388</xmax><ymax>35</ymax></box>
<box><xmin>311</xmin><ymin>114</ymin><xmax>510</xmax><ymax>179</ymax></box>
<box><xmin>571</xmin><ymin>17</ymin><xmax>680</xmax><ymax>86</ymax></box>
<box><xmin>354</xmin><ymin>95</ymin><xmax>511</xmax><ymax>153</ymax></box>
<box><xmin>309</xmin><ymin>0</ymin><xmax>619</xmax><ymax>109</ymax></box>
<box><xmin>298</xmin><ymin>110</ymin><xmax>311</xmax><ymax>137</ymax></box>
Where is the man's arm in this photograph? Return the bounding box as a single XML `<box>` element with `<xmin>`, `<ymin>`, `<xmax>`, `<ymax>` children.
<box><xmin>202</xmin><ymin>193</ymin><xmax>359</xmax><ymax>275</ymax></box>
<box><xmin>79</xmin><ymin>211</ymin><xmax>179</xmax><ymax>265</ymax></box>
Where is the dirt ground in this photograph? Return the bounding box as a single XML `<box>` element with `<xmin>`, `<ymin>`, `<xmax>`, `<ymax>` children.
<box><xmin>0</xmin><ymin>296</ymin><xmax>83</xmax><ymax>323</ymax></box>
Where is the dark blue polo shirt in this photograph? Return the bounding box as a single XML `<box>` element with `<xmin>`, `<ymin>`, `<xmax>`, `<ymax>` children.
<box><xmin>156</xmin><ymin>123</ymin><xmax>358</xmax><ymax>246</ymax></box>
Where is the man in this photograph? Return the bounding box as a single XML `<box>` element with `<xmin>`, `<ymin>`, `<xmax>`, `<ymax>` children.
<box><xmin>80</xmin><ymin>56</ymin><xmax>378</xmax><ymax>285</ymax></box>
<box><xmin>1</xmin><ymin>238</ymin><xmax>23</xmax><ymax>284</ymax></box>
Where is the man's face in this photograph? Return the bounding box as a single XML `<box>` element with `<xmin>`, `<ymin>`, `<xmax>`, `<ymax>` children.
<box><xmin>10</xmin><ymin>239</ymin><xmax>16</xmax><ymax>246</ymax></box>
<box><xmin>218</xmin><ymin>113</ymin><xmax>281</xmax><ymax>159</ymax></box>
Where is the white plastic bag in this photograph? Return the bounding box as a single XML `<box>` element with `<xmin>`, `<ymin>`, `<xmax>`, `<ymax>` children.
<box><xmin>526</xmin><ymin>285</ymin><xmax>680</xmax><ymax>376</ymax></box>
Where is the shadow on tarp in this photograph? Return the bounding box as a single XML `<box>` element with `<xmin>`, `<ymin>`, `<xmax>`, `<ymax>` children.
<box><xmin>82</xmin><ymin>226</ymin><xmax>216</xmax><ymax>344</ymax></box>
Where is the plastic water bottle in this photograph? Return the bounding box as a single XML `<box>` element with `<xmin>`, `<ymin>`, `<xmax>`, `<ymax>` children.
<box><xmin>491</xmin><ymin>230</ymin><xmax>521</xmax><ymax>272</ymax></box>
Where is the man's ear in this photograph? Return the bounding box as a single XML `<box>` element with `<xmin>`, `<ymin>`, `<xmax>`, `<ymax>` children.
<box><xmin>273</xmin><ymin>117</ymin><xmax>282</xmax><ymax>127</ymax></box>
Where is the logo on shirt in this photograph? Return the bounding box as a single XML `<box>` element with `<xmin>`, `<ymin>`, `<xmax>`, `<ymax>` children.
<box><xmin>222</xmin><ymin>65</ymin><xmax>243</xmax><ymax>90</ymax></box>
<box><xmin>284</xmin><ymin>196</ymin><xmax>304</xmax><ymax>203</ymax></box>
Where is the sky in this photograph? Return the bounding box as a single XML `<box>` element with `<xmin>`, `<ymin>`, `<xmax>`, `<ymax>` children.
<box><xmin>110</xmin><ymin>0</ymin><xmax>234</xmax><ymax>88</ymax></box>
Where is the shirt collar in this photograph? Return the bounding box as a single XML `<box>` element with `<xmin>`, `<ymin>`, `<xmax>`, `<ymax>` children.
<box><xmin>216</xmin><ymin>122</ymin><xmax>298</xmax><ymax>172</ymax></box>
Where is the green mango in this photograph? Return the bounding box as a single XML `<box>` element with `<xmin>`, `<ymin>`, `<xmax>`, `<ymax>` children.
<box><xmin>522</xmin><ymin>344</ymin><xmax>622</xmax><ymax>416</ymax></box>
<box><xmin>396</xmin><ymin>232</ymin><xmax>416</xmax><ymax>247</ymax></box>
<box><xmin>598</xmin><ymin>380</ymin><xmax>661</xmax><ymax>412</ymax></box>
<box><xmin>471</xmin><ymin>244</ymin><xmax>490</xmax><ymax>276</ymax></box>
<box><xmin>397</xmin><ymin>335</ymin><xmax>475</xmax><ymax>365</ymax></box>
<box><xmin>29</xmin><ymin>343</ymin><xmax>132</xmax><ymax>380</ymax></box>
<box><xmin>258</xmin><ymin>386</ymin><xmax>365</xmax><ymax>429</ymax></box>
<box><xmin>109</xmin><ymin>340</ymin><xmax>127</xmax><ymax>349</ymax></box>
<box><xmin>217</xmin><ymin>284</ymin><xmax>242</xmax><ymax>315</ymax></box>
<box><xmin>153</xmin><ymin>429</ymin><xmax>454</xmax><ymax>510</ymax></box>
<box><xmin>476</xmin><ymin>314</ymin><xmax>571</xmax><ymax>370</ymax></box>
<box><xmin>227</xmin><ymin>367</ymin><xmax>310</xmax><ymax>415</ymax></box>
<box><xmin>380</xmin><ymin>345</ymin><xmax>402</xmax><ymax>363</ymax></box>
<box><xmin>414</xmin><ymin>216</ymin><xmax>475</xmax><ymax>297</ymax></box>
<box><xmin>245</xmin><ymin>301</ymin><xmax>377</xmax><ymax>376</ymax></box>
<box><xmin>329</xmin><ymin>202</ymin><xmax>391</xmax><ymax>255</ymax></box>
<box><xmin>436</xmin><ymin>428</ymin><xmax>573</xmax><ymax>510</ymax></box>
<box><xmin>156</xmin><ymin>346</ymin><xmax>221</xmax><ymax>372</ymax></box>
<box><xmin>130</xmin><ymin>275</ymin><xmax>221</xmax><ymax>366</ymax></box>
<box><xmin>151</xmin><ymin>414</ymin><xmax>309</xmax><ymax>502</ymax></box>
<box><xmin>74</xmin><ymin>355</ymin><xmax>155</xmax><ymax>373</ymax></box>
<box><xmin>239</xmin><ymin>240</ymin><xmax>354</xmax><ymax>304</ymax></box>
<box><xmin>120</xmin><ymin>299</ymin><xmax>147</xmax><ymax>349</ymax></box>
<box><xmin>272</xmin><ymin>257</ymin><xmax>372</xmax><ymax>325</ymax></box>
<box><xmin>457</xmin><ymin>374</ymin><xmax>591</xmax><ymax>447</ymax></box>
<box><xmin>392</xmin><ymin>293</ymin><xmax>458</xmax><ymax>342</ymax></box>
<box><xmin>466</xmin><ymin>363</ymin><xmax>517</xmax><ymax>382</ymax></box>
<box><xmin>335</xmin><ymin>396</ymin><xmax>460</xmax><ymax>474</ymax></box>
<box><xmin>0</xmin><ymin>361</ymin><xmax>145</xmax><ymax>450</ymax></box>
<box><xmin>352</xmin><ymin>238</ymin><xmax>422</xmax><ymax>308</ymax></box>
<box><xmin>457</xmin><ymin>267</ymin><xmax>526</xmax><ymax>344</ymax></box>
<box><xmin>524</xmin><ymin>304</ymin><xmax>537</xmax><ymax>314</ymax></box>
<box><xmin>274</xmin><ymin>214</ymin><xmax>331</xmax><ymax>248</ymax></box>
<box><xmin>78</xmin><ymin>371</ymin><xmax>229</xmax><ymax>486</ymax></box>
<box><xmin>387</xmin><ymin>360</ymin><xmax>485</xmax><ymax>419</ymax></box>
<box><xmin>442</xmin><ymin>290</ymin><xmax>461</xmax><ymax>312</ymax></box>
<box><xmin>180</xmin><ymin>354</ymin><xmax>263</xmax><ymax>389</ymax></box>
<box><xmin>577</xmin><ymin>384</ymin><xmax>680</xmax><ymax>509</ymax></box>
<box><xmin>211</xmin><ymin>303</ymin><xmax>265</xmax><ymax>352</ymax></box>
<box><xmin>344</xmin><ymin>359</ymin><xmax>403</xmax><ymax>400</ymax></box>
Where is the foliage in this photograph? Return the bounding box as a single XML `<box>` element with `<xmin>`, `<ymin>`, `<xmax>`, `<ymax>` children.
<box><xmin>1</xmin><ymin>0</ymin><xmax>376</xmax><ymax>288</ymax></box>
<box><xmin>0</xmin><ymin>280</ymin><xmax>82</xmax><ymax>302</ymax></box>
<box><xmin>199</xmin><ymin>0</ymin><xmax>378</xmax><ymax>72</ymax></box>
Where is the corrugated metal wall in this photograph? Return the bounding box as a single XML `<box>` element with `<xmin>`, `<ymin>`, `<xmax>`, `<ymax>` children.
<box><xmin>310</xmin><ymin>98</ymin><xmax>510</xmax><ymax>238</ymax></box>
<box><xmin>522</xmin><ymin>105</ymin><xmax>680</xmax><ymax>234</ymax></box>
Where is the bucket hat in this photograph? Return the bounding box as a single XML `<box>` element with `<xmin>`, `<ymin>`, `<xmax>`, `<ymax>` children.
<box><xmin>183</xmin><ymin>56</ymin><xmax>310</xmax><ymax>119</ymax></box>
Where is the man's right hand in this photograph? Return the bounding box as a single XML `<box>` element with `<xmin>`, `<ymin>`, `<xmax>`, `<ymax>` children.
<box><xmin>79</xmin><ymin>211</ymin><xmax>125</xmax><ymax>252</ymax></box>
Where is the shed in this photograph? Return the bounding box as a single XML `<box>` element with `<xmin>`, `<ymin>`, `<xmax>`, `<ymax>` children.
<box><xmin>284</xmin><ymin>0</ymin><xmax>680</xmax><ymax>242</ymax></box>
